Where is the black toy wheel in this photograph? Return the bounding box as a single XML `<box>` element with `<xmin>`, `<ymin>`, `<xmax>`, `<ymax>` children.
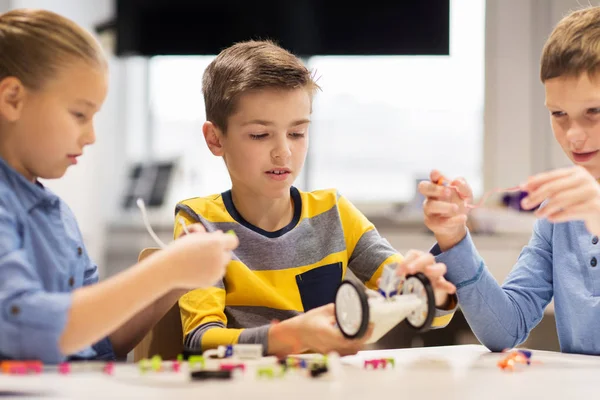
<box><xmin>403</xmin><ymin>272</ymin><xmax>435</xmax><ymax>331</ymax></box>
<box><xmin>334</xmin><ymin>280</ymin><xmax>370</xmax><ymax>339</ymax></box>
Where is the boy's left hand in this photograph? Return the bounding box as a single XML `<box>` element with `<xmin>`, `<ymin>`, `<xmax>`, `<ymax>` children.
<box><xmin>521</xmin><ymin>166</ymin><xmax>600</xmax><ymax>235</ymax></box>
<box><xmin>396</xmin><ymin>250</ymin><xmax>456</xmax><ymax>307</ymax></box>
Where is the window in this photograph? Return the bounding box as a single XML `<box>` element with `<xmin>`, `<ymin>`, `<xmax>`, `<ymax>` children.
<box><xmin>129</xmin><ymin>0</ymin><xmax>484</xmax><ymax>204</ymax></box>
<box><xmin>306</xmin><ymin>0</ymin><xmax>485</xmax><ymax>202</ymax></box>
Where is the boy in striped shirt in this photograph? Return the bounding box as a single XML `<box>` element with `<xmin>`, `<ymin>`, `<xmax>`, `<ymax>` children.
<box><xmin>175</xmin><ymin>40</ymin><xmax>457</xmax><ymax>357</ymax></box>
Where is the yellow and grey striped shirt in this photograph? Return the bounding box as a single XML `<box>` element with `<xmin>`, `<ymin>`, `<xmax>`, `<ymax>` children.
<box><xmin>174</xmin><ymin>187</ymin><xmax>456</xmax><ymax>352</ymax></box>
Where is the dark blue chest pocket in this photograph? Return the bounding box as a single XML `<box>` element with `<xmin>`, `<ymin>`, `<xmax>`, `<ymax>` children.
<box><xmin>296</xmin><ymin>262</ymin><xmax>342</xmax><ymax>312</ymax></box>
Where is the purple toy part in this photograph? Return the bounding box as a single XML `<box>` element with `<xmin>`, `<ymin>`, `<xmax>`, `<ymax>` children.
<box><xmin>517</xmin><ymin>350</ymin><xmax>532</xmax><ymax>359</ymax></box>
<box><xmin>502</xmin><ymin>191</ymin><xmax>536</xmax><ymax>212</ymax></box>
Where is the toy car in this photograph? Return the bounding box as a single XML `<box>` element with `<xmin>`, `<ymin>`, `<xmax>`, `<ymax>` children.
<box><xmin>334</xmin><ymin>268</ymin><xmax>435</xmax><ymax>343</ymax></box>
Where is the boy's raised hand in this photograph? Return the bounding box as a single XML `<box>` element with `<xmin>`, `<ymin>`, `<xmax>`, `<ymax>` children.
<box><xmin>521</xmin><ymin>165</ymin><xmax>600</xmax><ymax>235</ymax></box>
<box><xmin>395</xmin><ymin>250</ymin><xmax>456</xmax><ymax>307</ymax></box>
<box><xmin>418</xmin><ymin>169</ymin><xmax>472</xmax><ymax>251</ymax></box>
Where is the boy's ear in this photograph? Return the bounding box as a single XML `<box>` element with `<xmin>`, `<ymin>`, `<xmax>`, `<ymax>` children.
<box><xmin>0</xmin><ymin>77</ymin><xmax>26</xmax><ymax>122</ymax></box>
<box><xmin>203</xmin><ymin>121</ymin><xmax>225</xmax><ymax>156</ymax></box>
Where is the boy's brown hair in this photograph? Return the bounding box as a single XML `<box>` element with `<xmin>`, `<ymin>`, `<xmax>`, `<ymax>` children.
<box><xmin>202</xmin><ymin>40</ymin><xmax>320</xmax><ymax>133</ymax></box>
<box><xmin>541</xmin><ymin>6</ymin><xmax>600</xmax><ymax>82</ymax></box>
<box><xmin>0</xmin><ymin>9</ymin><xmax>107</xmax><ymax>90</ymax></box>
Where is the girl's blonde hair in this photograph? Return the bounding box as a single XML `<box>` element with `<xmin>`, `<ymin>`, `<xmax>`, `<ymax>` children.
<box><xmin>0</xmin><ymin>9</ymin><xmax>107</xmax><ymax>90</ymax></box>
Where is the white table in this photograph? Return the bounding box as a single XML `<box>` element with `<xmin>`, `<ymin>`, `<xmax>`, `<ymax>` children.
<box><xmin>1</xmin><ymin>345</ymin><xmax>599</xmax><ymax>399</ymax></box>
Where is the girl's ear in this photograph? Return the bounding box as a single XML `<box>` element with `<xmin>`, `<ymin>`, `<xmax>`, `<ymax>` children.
<box><xmin>0</xmin><ymin>77</ymin><xmax>26</xmax><ymax>122</ymax></box>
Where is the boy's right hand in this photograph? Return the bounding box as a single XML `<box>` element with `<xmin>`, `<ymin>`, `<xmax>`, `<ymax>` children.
<box><xmin>418</xmin><ymin>169</ymin><xmax>472</xmax><ymax>251</ymax></box>
<box><xmin>268</xmin><ymin>304</ymin><xmax>373</xmax><ymax>358</ymax></box>
<box><xmin>165</xmin><ymin>230</ymin><xmax>239</xmax><ymax>289</ymax></box>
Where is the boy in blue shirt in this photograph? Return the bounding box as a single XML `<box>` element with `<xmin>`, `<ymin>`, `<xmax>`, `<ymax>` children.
<box><xmin>419</xmin><ymin>6</ymin><xmax>600</xmax><ymax>354</ymax></box>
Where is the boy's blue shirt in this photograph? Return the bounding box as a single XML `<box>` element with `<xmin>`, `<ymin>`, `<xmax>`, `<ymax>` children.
<box><xmin>0</xmin><ymin>156</ymin><xmax>114</xmax><ymax>363</ymax></box>
<box><xmin>433</xmin><ymin>217</ymin><xmax>600</xmax><ymax>354</ymax></box>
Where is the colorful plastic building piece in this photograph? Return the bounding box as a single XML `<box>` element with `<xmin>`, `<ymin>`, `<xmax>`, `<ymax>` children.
<box><xmin>172</xmin><ymin>360</ymin><xmax>181</xmax><ymax>373</ymax></box>
<box><xmin>202</xmin><ymin>344</ymin><xmax>234</xmax><ymax>358</ymax></box>
<box><xmin>497</xmin><ymin>357</ymin><xmax>516</xmax><ymax>371</ymax></box>
<box><xmin>188</xmin><ymin>355</ymin><xmax>205</xmax><ymax>369</ymax></box>
<box><xmin>378</xmin><ymin>263</ymin><xmax>402</xmax><ymax>298</ymax></box>
<box><xmin>277</xmin><ymin>358</ymin><xmax>288</xmax><ymax>371</ymax></box>
<box><xmin>151</xmin><ymin>355</ymin><xmax>162</xmax><ymax>372</ymax></box>
<box><xmin>285</xmin><ymin>357</ymin><xmax>312</xmax><ymax>369</ymax></box>
<box><xmin>285</xmin><ymin>358</ymin><xmax>296</xmax><ymax>368</ymax></box>
<box><xmin>364</xmin><ymin>358</ymin><xmax>387</xmax><ymax>369</ymax></box>
<box><xmin>103</xmin><ymin>362</ymin><xmax>114</xmax><ymax>375</ymax></box>
<box><xmin>17</xmin><ymin>361</ymin><xmax>43</xmax><ymax>374</ymax></box>
<box><xmin>220</xmin><ymin>362</ymin><xmax>246</xmax><ymax>372</ymax></box>
<box><xmin>191</xmin><ymin>370</ymin><xmax>232</xmax><ymax>380</ymax></box>
<box><xmin>12</xmin><ymin>364</ymin><xmax>26</xmax><ymax>374</ymax></box>
<box><xmin>233</xmin><ymin>344</ymin><xmax>263</xmax><ymax>359</ymax></box>
<box><xmin>1</xmin><ymin>362</ymin><xmax>25</xmax><ymax>374</ymax></box>
<box><xmin>384</xmin><ymin>358</ymin><xmax>395</xmax><ymax>368</ymax></box>
<box><xmin>204</xmin><ymin>345</ymin><xmax>228</xmax><ymax>359</ymax></box>
<box><xmin>1</xmin><ymin>361</ymin><xmax>43</xmax><ymax>374</ymax></box>
<box><xmin>25</xmin><ymin>361</ymin><xmax>42</xmax><ymax>373</ymax></box>
<box><xmin>138</xmin><ymin>358</ymin><xmax>151</xmax><ymax>373</ymax></box>
<box><xmin>516</xmin><ymin>350</ymin><xmax>532</xmax><ymax>363</ymax></box>
<box><xmin>58</xmin><ymin>362</ymin><xmax>71</xmax><ymax>375</ymax></box>
<box><xmin>285</xmin><ymin>357</ymin><xmax>300</xmax><ymax>368</ymax></box>
<box><xmin>310</xmin><ymin>364</ymin><xmax>328</xmax><ymax>378</ymax></box>
<box><xmin>498</xmin><ymin>349</ymin><xmax>533</xmax><ymax>371</ymax></box>
<box><xmin>257</xmin><ymin>366</ymin><xmax>275</xmax><ymax>378</ymax></box>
